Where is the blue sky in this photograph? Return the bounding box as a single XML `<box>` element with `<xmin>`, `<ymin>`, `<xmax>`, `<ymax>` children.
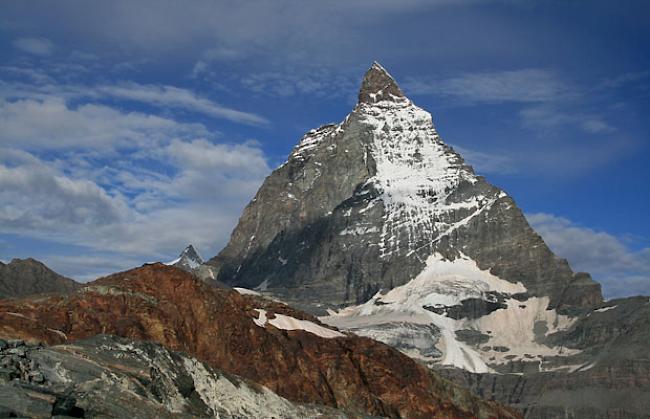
<box><xmin>0</xmin><ymin>0</ymin><xmax>648</xmax><ymax>298</ymax></box>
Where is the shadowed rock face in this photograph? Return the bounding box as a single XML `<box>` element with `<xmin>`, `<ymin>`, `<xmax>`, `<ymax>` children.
<box><xmin>203</xmin><ymin>63</ymin><xmax>602</xmax><ymax>312</ymax></box>
<box><xmin>0</xmin><ymin>258</ymin><xmax>80</xmax><ymax>299</ymax></box>
<box><xmin>0</xmin><ymin>263</ymin><xmax>519</xmax><ymax>419</ymax></box>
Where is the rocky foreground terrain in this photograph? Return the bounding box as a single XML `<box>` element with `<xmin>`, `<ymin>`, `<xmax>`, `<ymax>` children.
<box><xmin>0</xmin><ymin>335</ymin><xmax>344</xmax><ymax>418</ymax></box>
<box><xmin>0</xmin><ymin>263</ymin><xmax>519</xmax><ymax>418</ymax></box>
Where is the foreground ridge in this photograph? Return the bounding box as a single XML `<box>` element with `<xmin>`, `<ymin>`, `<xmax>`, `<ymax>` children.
<box><xmin>0</xmin><ymin>263</ymin><xmax>519</xmax><ymax>418</ymax></box>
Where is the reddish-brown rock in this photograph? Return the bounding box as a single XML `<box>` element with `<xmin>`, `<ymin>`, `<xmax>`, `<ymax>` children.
<box><xmin>0</xmin><ymin>263</ymin><xmax>519</xmax><ymax>419</ymax></box>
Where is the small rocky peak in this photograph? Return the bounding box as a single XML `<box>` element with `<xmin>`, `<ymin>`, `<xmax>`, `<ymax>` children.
<box><xmin>166</xmin><ymin>244</ymin><xmax>204</xmax><ymax>272</ymax></box>
<box><xmin>358</xmin><ymin>62</ymin><xmax>407</xmax><ymax>105</ymax></box>
<box><xmin>181</xmin><ymin>245</ymin><xmax>203</xmax><ymax>263</ymax></box>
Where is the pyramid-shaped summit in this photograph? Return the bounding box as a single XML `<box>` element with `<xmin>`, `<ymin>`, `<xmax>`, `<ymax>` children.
<box><xmin>358</xmin><ymin>62</ymin><xmax>407</xmax><ymax>104</ymax></box>
<box><xmin>204</xmin><ymin>62</ymin><xmax>602</xmax><ymax>313</ymax></box>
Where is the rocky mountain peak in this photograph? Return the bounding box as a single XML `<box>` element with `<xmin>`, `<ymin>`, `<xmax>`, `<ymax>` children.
<box><xmin>166</xmin><ymin>244</ymin><xmax>203</xmax><ymax>272</ymax></box>
<box><xmin>181</xmin><ymin>244</ymin><xmax>201</xmax><ymax>260</ymax></box>
<box><xmin>358</xmin><ymin>61</ymin><xmax>408</xmax><ymax>105</ymax></box>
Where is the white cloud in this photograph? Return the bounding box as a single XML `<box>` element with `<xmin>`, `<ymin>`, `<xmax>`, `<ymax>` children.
<box><xmin>527</xmin><ymin>213</ymin><xmax>650</xmax><ymax>298</ymax></box>
<box><xmin>0</xmin><ymin>137</ymin><xmax>270</xmax><ymax>278</ymax></box>
<box><xmin>0</xmin><ymin>155</ymin><xmax>129</xmax><ymax>231</ymax></box>
<box><xmin>167</xmin><ymin>138</ymin><xmax>269</xmax><ymax>175</ymax></box>
<box><xmin>0</xmin><ymin>97</ymin><xmax>205</xmax><ymax>150</ymax></box>
<box><xmin>0</xmin><ymin>75</ymin><xmax>267</xmax><ymax>127</ymax></box>
<box><xmin>12</xmin><ymin>37</ymin><xmax>54</xmax><ymax>56</ymax></box>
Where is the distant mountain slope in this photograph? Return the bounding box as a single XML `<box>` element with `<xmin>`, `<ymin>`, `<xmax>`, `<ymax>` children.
<box><xmin>0</xmin><ymin>258</ymin><xmax>80</xmax><ymax>299</ymax></box>
<box><xmin>0</xmin><ymin>263</ymin><xmax>519</xmax><ymax>419</ymax></box>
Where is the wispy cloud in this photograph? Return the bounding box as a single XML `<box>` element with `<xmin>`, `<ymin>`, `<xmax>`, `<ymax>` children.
<box><xmin>405</xmin><ymin>69</ymin><xmax>570</xmax><ymax>104</ymax></box>
<box><xmin>528</xmin><ymin>212</ymin><xmax>650</xmax><ymax>299</ymax></box>
<box><xmin>12</xmin><ymin>37</ymin><xmax>55</xmax><ymax>56</ymax></box>
<box><xmin>406</xmin><ymin>68</ymin><xmax>617</xmax><ymax>135</ymax></box>
<box><xmin>519</xmin><ymin>105</ymin><xmax>615</xmax><ymax>134</ymax></box>
<box><xmin>95</xmin><ymin>83</ymin><xmax>269</xmax><ymax>125</ymax></box>
<box><xmin>0</xmin><ymin>70</ymin><xmax>268</xmax><ymax>127</ymax></box>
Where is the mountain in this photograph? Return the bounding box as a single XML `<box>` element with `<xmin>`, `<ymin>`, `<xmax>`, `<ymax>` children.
<box><xmin>0</xmin><ymin>263</ymin><xmax>519</xmax><ymax>418</ymax></box>
<box><xmin>200</xmin><ymin>62</ymin><xmax>604</xmax><ymax>371</ymax></box>
<box><xmin>165</xmin><ymin>244</ymin><xmax>203</xmax><ymax>272</ymax></box>
<box><xmin>0</xmin><ymin>258</ymin><xmax>80</xmax><ymax>299</ymax></box>
<box><xmin>199</xmin><ymin>62</ymin><xmax>650</xmax><ymax>418</ymax></box>
<box><xmin>0</xmin><ymin>335</ymin><xmax>344</xmax><ymax>418</ymax></box>
<box><xmin>203</xmin><ymin>62</ymin><xmax>601</xmax><ymax>314</ymax></box>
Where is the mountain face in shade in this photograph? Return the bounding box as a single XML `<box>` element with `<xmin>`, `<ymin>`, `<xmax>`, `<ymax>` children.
<box><xmin>0</xmin><ymin>263</ymin><xmax>519</xmax><ymax>419</ymax></box>
<box><xmin>203</xmin><ymin>62</ymin><xmax>602</xmax><ymax>313</ymax></box>
<box><xmin>0</xmin><ymin>258</ymin><xmax>80</xmax><ymax>299</ymax></box>
<box><xmin>166</xmin><ymin>244</ymin><xmax>204</xmax><ymax>272</ymax></box>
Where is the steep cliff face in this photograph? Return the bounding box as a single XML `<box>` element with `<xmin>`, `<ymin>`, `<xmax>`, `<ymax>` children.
<box><xmin>0</xmin><ymin>258</ymin><xmax>80</xmax><ymax>299</ymax></box>
<box><xmin>204</xmin><ymin>62</ymin><xmax>601</xmax><ymax>312</ymax></box>
<box><xmin>0</xmin><ymin>263</ymin><xmax>519</xmax><ymax>419</ymax></box>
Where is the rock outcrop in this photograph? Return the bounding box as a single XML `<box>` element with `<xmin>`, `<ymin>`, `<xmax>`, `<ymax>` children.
<box><xmin>0</xmin><ymin>335</ymin><xmax>345</xmax><ymax>418</ymax></box>
<box><xmin>0</xmin><ymin>258</ymin><xmax>80</xmax><ymax>299</ymax></box>
<box><xmin>0</xmin><ymin>263</ymin><xmax>519</xmax><ymax>419</ymax></box>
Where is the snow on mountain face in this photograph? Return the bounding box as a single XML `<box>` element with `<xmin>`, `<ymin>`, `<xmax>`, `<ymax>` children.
<box><xmin>166</xmin><ymin>244</ymin><xmax>203</xmax><ymax>272</ymax></box>
<box><xmin>253</xmin><ymin>308</ymin><xmax>345</xmax><ymax>338</ymax></box>
<box><xmin>321</xmin><ymin>253</ymin><xmax>578</xmax><ymax>373</ymax></box>
<box><xmin>355</xmin><ymin>70</ymin><xmax>488</xmax><ymax>259</ymax></box>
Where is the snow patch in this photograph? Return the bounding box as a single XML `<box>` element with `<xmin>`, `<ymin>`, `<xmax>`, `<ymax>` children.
<box><xmin>254</xmin><ymin>309</ymin><xmax>344</xmax><ymax>339</ymax></box>
<box><xmin>594</xmin><ymin>305</ymin><xmax>617</xmax><ymax>313</ymax></box>
<box><xmin>234</xmin><ymin>287</ymin><xmax>260</xmax><ymax>296</ymax></box>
